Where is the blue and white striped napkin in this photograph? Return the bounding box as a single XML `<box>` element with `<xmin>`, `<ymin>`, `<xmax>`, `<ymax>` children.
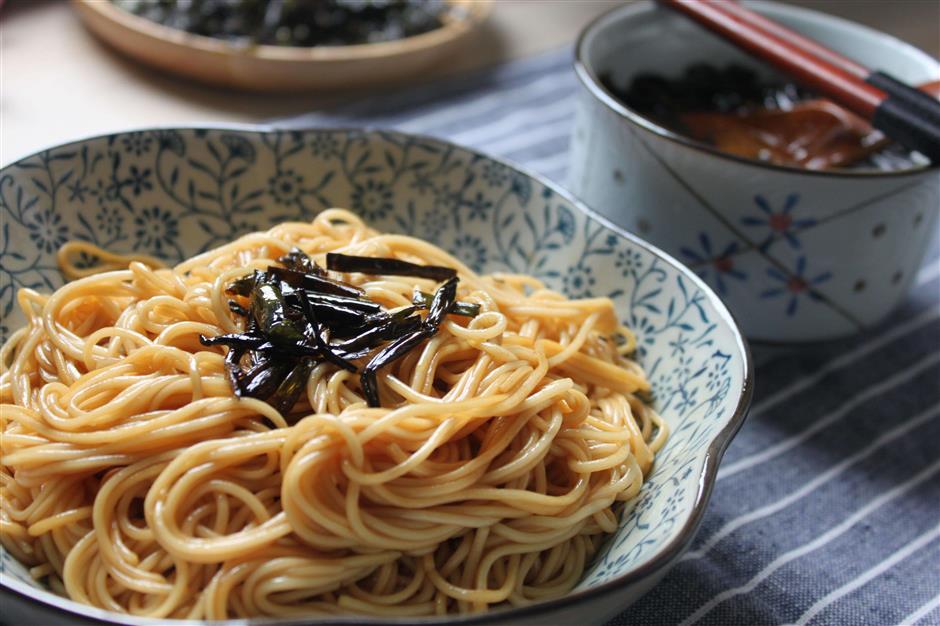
<box><xmin>280</xmin><ymin>47</ymin><xmax>940</xmax><ymax>626</ymax></box>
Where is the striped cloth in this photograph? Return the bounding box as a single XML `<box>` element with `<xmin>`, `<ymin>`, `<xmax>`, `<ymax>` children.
<box><xmin>280</xmin><ymin>47</ymin><xmax>940</xmax><ymax>626</ymax></box>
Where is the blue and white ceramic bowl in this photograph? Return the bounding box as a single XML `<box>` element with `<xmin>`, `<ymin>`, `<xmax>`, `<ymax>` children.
<box><xmin>571</xmin><ymin>0</ymin><xmax>940</xmax><ymax>343</ymax></box>
<box><xmin>0</xmin><ymin>128</ymin><xmax>752</xmax><ymax>626</ymax></box>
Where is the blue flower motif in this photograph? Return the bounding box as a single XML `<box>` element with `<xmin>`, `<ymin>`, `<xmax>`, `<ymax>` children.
<box><xmin>155</xmin><ymin>130</ymin><xmax>185</xmax><ymax>156</ymax></box>
<box><xmin>563</xmin><ymin>264</ymin><xmax>595</xmax><ymax>298</ymax></box>
<box><xmin>221</xmin><ymin>134</ymin><xmax>256</xmax><ymax>161</ymax></box>
<box><xmin>673</xmin><ymin>383</ymin><xmax>699</xmax><ymax>414</ymax></box>
<box><xmin>410</xmin><ymin>172</ymin><xmax>434</xmax><ymax>195</ymax></box>
<box><xmin>452</xmin><ymin>234</ymin><xmax>487</xmax><ymax>272</ymax></box>
<box><xmin>556</xmin><ymin>206</ymin><xmax>575</xmax><ymax>243</ymax></box>
<box><xmin>67</xmin><ymin>179</ymin><xmax>89</xmax><ymax>202</ymax></box>
<box><xmin>121</xmin><ymin>133</ymin><xmax>152</xmax><ymax>156</ymax></box>
<box><xmin>741</xmin><ymin>193</ymin><xmax>816</xmax><ymax>250</ymax></box>
<box><xmin>760</xmin><ymin>256</ymin><xmax>832</xmax><ymax>316</ymax></box>
<box><xmin>615</xmin><ymin>248</ymin><xmax>644</xmax><ymax>277</ymax></box>
<box><xmin>680</xmin><ymin>233</ymin><xmax>747</xmax><ymax>296</ymax></box>
<box><xmin>462</xmin><ymin>191</ymin><xmax>492</xmax><ymax>221</ymax></box>
<box><xmin>27</xmin><ymin>208</ymin><xmax>68</xmax><ymax>254</ymax></box>
<box><xmin>481</xmin><ymin>161</ymin><xmax>508</xmax><ymax>187</ymax></box>
<box><xmin>651</xmin><ymin>369</ymin><xmax>676</xmax><ymax>402</ymax></box>
<box><xmin>96</xmin><ymin>204</ymin><xmax>123</xmax><ymax>238</ymax></box>
<box><xmin>420</xmin><ymin>209</ymin><xmax>450</xmax><ymax>241</ymax></box>
<box><xmin>134</xmin><ymin>206</ymin><xmax>179</xmax><ymax>254</ymax></box>
<box><xmin>434</xmin><ymin>183</ymin><xmax>462</xmax><ymax>214</ymax></box>
<box><xmin>633</xmin><ymin>316</ymin><xmax>657</xmax><ymax>357</ymax></box>
<box><xmin>309</xmin><ymin>133</ymin><xmax>339</xmax><ymax>159</ymax></box>
<box><xmin>351</xmin><ymin>179</ymin><xmax>393</xmax><ymax>222</ymax></box>
<box><xmin>268</xmin><ymin>169</ymin><xmax>304</xmax><ymax>207</ymax></box>
<box><xmin>230</xmin><ymin>220</ymin><xmax>258</xmax><ymax>236</ymax></box>
<box><xmin>704</xmin><ymin>351</ymin><xmax>730</xmax><ymax>391</ymax></box>
<box><xmin>661</xmin><ymin>485</ymin><xmax>685</xmax><ymax>517</ymax></box>
<box><xmin>510</xmin><ymin>173</ymin><xmax>532</xmax><ymax>205</ymax></box>
<box><xmin>668</xmin><ymin>333</ymin><xmax>690</xmax><ymax>357</ymax></box>
<box><xmin>127</xmin><ymin>166</ymin><xmax>152</xmax><ymax>196</ymax></box>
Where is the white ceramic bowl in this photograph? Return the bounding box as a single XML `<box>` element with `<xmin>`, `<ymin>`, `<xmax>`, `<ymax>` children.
<box><xmin>0</xmin><ymin>128</ymin><xmax>752</xmax><ymax>625</ymax></box>
<box><xmin>570</xmin><ymin>0</ymin><xmax>940</xmax><ymax>343</ymax></box>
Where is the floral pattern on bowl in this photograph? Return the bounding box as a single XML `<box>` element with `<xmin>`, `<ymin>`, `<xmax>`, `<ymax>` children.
<box><xmin>0</xmin><ymin>128</ymin><xmax>752</xmax><ymax>625</ymax></box>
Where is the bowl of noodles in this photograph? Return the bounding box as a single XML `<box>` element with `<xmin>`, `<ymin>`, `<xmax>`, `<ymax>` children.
<box><xmin>0</xmin><ymin>128</ymin><xmax>752</xmax><ymax>625</ymax></box>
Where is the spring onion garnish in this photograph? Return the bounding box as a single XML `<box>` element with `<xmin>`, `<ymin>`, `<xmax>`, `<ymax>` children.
<box><xmin>326</xmin><ymin>253</ymin><xmax>457</xmax><ymax>281</ymax></box>
<box><xmin>201</xmin><ymin>249</ymin><xmax>478</xmax><ymax>416</ymax></box>
<box><xmin>412</xmin><ymin>288</ymin><xmax>480</xmax><ymax>317</ymax></box>
<box><xmin>359</xmin><ymin>278</ymin><xmax>458</xmax><ymax>407</ymax></box>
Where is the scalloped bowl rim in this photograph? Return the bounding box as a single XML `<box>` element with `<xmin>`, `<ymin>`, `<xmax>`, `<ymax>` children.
<box><xmin>0</xmin><ymin>126</ymin><xmax>754</xmax><ymax>626</ymax></box>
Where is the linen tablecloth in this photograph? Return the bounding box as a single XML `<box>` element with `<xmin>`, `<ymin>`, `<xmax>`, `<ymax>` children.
<box><xmin>281</xmin><ymin>47</ymin><xmax>940</xmax><ymax>626</ymax></box>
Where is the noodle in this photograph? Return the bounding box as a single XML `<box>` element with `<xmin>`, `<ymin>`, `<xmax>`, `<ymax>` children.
<box><xmin>0</xmin><ymin>209</ymin><xmax>667</xmax><ymax>618</ymax></box>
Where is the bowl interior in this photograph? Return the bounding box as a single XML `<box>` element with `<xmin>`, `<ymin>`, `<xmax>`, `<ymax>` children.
<box><xmin>579</xmin><ymin>1</ymin><xmax>940</xmax><ymax>142</ymax></box>
<box><xmin>0</xmin><ymin>129</ymin><xmax>750</xmax><ymax>620</ymax></box>
<box><xmin>582</xmin><ymin>0</ymin><xmax>939</xmax><ymax>120</ymax></box>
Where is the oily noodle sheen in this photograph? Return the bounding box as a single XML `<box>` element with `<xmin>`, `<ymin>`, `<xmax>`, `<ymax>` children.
<box><xmin>0</xmin><ymin>209</ymin><xmax>667</xmax><ymax>619</ymax></box>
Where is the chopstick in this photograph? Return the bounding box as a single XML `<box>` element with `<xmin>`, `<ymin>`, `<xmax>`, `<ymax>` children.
<box><xmin>708</xmin><ymin>0</ymin><xmax>940</xmax><ymax>112</ymax></box>
<box><xmin>657</xmin><ymin>0</ymin><xmax>940</xmax><ymax>162</ymax></box>
<box><xmin>701</xmin><ymin>0</ymin><xmax>868</xmax><ymax>78</ymax></box>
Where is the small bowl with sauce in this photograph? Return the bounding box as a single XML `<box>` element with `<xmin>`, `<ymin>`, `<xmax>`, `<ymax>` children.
<box><xmin>570</xmin><ymin>0</ymin><xmax>939</xmax><ymax>342</ymax></box>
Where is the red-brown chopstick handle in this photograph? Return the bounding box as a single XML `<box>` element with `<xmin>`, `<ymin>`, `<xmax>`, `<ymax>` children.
<box><xmin>710</xmin><ymin>0</ymin><xmax>869</xmax><ymax>78</ymax></box>
<box><xmin>659</xmin><ymin>0</ymin><xmax>886</xmax><ymax>119</ymax></box>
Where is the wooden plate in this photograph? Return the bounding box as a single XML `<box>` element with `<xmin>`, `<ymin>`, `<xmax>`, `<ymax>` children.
<box><xmin>72</xmin><ymin>0</ymin><xmax>492</xmax><ymax>91</ymax></box>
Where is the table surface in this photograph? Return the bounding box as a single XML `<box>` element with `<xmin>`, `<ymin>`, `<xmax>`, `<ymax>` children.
<box><xmin>2</xmin><ymin>0</ymin><xmax>938</xmax><ymax>167</ymax></box>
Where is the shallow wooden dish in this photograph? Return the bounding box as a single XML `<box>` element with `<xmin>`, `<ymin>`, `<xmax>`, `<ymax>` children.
<box><xmin>72</xmin><ymin>0</ymin><xmax>491</xmax><ymax>91</ymax></box>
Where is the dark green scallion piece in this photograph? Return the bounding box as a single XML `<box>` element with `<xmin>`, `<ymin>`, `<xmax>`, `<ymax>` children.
<box><xmin>360</xmin><ymin>327</ymin><xmax>433</xmax><ymax>408</ymax></box>
<box><xmin>240</xmin><ymin>361</ymin><xmax>291</xmax><ymax>399</ymax></box>
<box><xmin>209</xmin><ymin>253</ymin><xmax>466</xmax><ymax>414</ymax></box>
<box><xmin>227</xmin><ymin>270</ymin><xmax>262</xmax><ymax>296</ymax></box>
<box><xmin>278</xmin><ymin>248</ymin><xmax>320</xmax><ymax>274</ymax></box>
<box><xmin>298</xmin><ymin>288</ymin><xmax>357</xmax><ymax>373</ymax></box>
<box><xmin>269</xmin><ymin>358</ymin><xmax>314</xmax><ymax>417</ymax></box>
<box><xmin>412</xmin><ymin>289</ymin><xmax>480</xmax><ymax>318</ymax></box>
<box><xmin>359</xmin><ymin>278</ymin><xmax>459</xmax><ymax>407</ymax></box>
<box><xmin>268</xmin><ymin>265</ymin><xmax>363</xmax><ymax>298</ymax></box>
<box><xmin>326</xmin><ymin>253</ymin><xmax>456</xmax><ymax>281</ymax></box>
<box><xmin>426</xmin><ymin>277</ymin><xmax>458</xmax><ymax>330</ymax></box>
<box><xmin>200</xmin><ymin>333</ymin><xmax>266</xmax><ymax>350</ymax></box>
<box><xmin>331</xmin><ymin>307</ymin><xmax>422</xmax><ymax>360</ymax></box>
<box><xmin>250</xmin><ymin>278</ymin><xmax>305</xmax><ymax>347</ymax></box>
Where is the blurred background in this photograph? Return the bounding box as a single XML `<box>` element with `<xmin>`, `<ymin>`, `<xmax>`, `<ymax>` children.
<box><xmin>1</xmin><ymin>0</ymin><xmax>937</xmax><ymax>165</ymax></box>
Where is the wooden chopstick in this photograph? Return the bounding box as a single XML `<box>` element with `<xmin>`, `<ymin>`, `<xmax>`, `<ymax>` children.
<box><xmin>706</xmin><ymin>0</ymin><xmax>868</xmax><ymax>78</ymax></box>
<box><xmin>703</xmin><ymin>0</ymin><xmax>940</xmax><ymax>114</ymax></box>
<box><xmin>658</xmin><ymin>0</ymin><xmax>885</xmax><ymax>119</ymax></box>
<box><xmin>656</xmin><ymin>0</ymin><xmax>940</xmax><ymax>162</ymax></box>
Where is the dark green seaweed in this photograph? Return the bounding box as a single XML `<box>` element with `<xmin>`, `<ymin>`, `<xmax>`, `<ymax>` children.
<box><xmin>268</xmin><ymin>265</ymin><xmax>364</xmax><ymax>298</ymax></box>
<box><xmin>278</xmin><ymin>248</ymin><xmax>325</xmax><ymax>275</ymax></box>
<box><xmin>326</xmin><ymin>253</ymin><xmax>456</xmax><ymax>281</ymax></box>
<box><xmin>360</xmin><ymin>327</ymin><xmax>433</xmax><ymax>408</ymax></box>
<box><xmin>204</xmin><ymin>253</ymin><xmax>466</xmax><ymax>414</ymax></box>
<box><xmin>270</xmin><ymin>358</ymin><xmax>315</xmax><ymax>417</ymax></box>
<box><xmin>426</xmin><ymin>277</ymin><xmax>458</xmax><ymax>330</ymax></box>
<box><xmin>412</xmin><ymin>289</ymin><xmax>480</xmax><ymax>318</ymax></box>
<box><xmin>227</xmin><ymin>270</ymin><xmax>262</xmax><ymax>296</ymax></box>
<box><xmin>359</xmin><ymin>278</ymin><xmax>459</xmax><ymax>407</ymax></box>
